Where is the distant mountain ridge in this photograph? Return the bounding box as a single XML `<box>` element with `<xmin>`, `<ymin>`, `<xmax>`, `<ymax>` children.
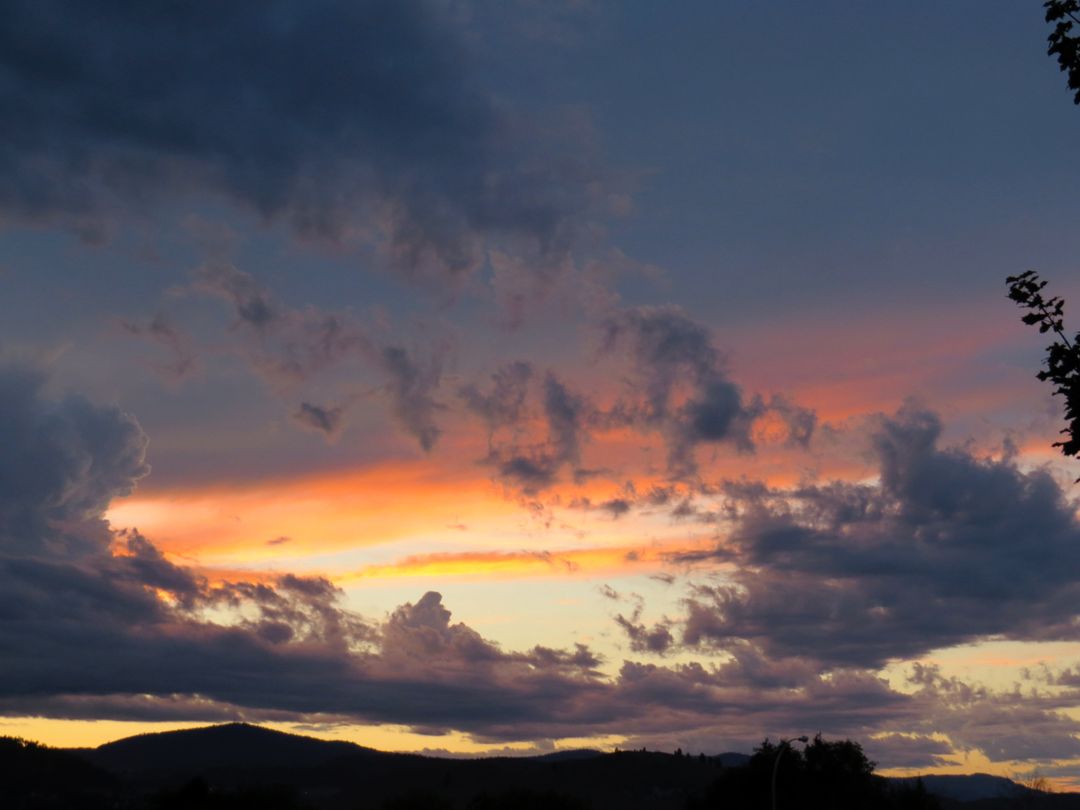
<box><xmin>76</xmin><ymin>721</ymin><xmax>377</xmax><ymax>775</ymax></box>
<box><xmin>894</xmin><ymin>773</ymin><xmax>1031</xmax><ymax>802</ymax></box>
<box><xmin>16</xmin><ymin>723</ymin><xmax>1066</xmax><ymax>809</ymax></box>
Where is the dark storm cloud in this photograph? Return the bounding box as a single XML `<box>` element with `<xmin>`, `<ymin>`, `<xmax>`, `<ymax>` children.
<box><xmin>678</xmin><ymin>405</ymin><xmax>1080</xmax><ymax>668</ymax></box>
<box><xmin>0</xmin><ymin>364</ymin><xmax>149</xmax><ymax>547</ymax></box>
<box><xmin>0</xmin><ymin>0</ymin><xmax>605</xmax><ymax>277</ymax></box>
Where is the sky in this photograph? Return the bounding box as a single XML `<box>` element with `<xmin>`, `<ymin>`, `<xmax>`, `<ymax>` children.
<box><xmin>3</xmin><ymin>0</ymin><xmax>1080</xmax><ymax>788</ymax></box>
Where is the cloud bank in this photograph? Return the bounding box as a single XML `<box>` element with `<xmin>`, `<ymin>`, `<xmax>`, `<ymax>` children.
<box><xmin>5</xmin><ymin>365</ymin><xmax>1080</xmax><ymax>766</ymax></box>
<box><xmin>0</xmin><ymin>0</ymin><xmax>608</xmax><ymax>278</ymax></box>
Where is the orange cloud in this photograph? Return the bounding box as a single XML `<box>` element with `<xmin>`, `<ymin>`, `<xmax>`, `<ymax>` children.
<box><xmin>107</xmin><ymin>456</ymin><xmax>518</xmax><ymax>562</ymax></box>
<box><xmin>340</xmin><ymin>539</ymin><xmax>719</xmax><ymax>582</ymax></box>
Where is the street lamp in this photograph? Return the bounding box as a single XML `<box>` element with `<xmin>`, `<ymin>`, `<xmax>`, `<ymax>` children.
<box><xmin>771</xmin><ymin>735</ymin><xmax>809</xmax><ymax>810</ymax></box>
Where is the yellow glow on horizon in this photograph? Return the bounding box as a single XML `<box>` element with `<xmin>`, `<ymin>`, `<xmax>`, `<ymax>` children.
<box><xmin>9</xmin><ymin>715</ymin><xmax>1079</xmax><ymax>792</ymax></box>
<box><xmin>0</xmin><ymin>716</ymin><xmax>627</xmax><ymax>758</ymax></box>
<box><xmin>878</xmin><ymin>748</ymin><xmax>1080</xmax><ymax>794</ymax></box>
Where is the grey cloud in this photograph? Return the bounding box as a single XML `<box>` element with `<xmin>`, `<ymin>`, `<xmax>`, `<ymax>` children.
<box><xmin>602</xmin><ymin>305</ymin><xmax>720</xmax><ymax>421</ymax></box>
<box><xmin>0</xmin><ymin>1</ymin><xmax>607</xmax><ymax>278</ymax></box>
<box><xmin>195</xmin><ymin>263</ymin><xmax>280</xmax><ymax>332</ymax></box>
<box><xmin>601</xmin><ymin>306</ymin><xmax>758</xmax><ymax>477</ymax></box>
<box><xmin>863</xmin><ymin>734</ymin><xmax>953</xmax><ymax>769</ymax></box>
<box><xmin>478</xmin><ymin>371</ymin><xmax>593</xmax><ymax>494</ymax></box>
<box><xmin>194</xmin><ymin>263</ymin><xmax>450</xmax><ymax>450</ymax></box>
<box><xmin>543</xmin><ymin>372</ymin><xmax>588</xmax><ymax>464</ymax></box>
<box><xmin>906</xmin><ymin>664</ymin><xmax>1080</xmax><ymax>764</ymax></box>
<box><xmin>495</xmin><ymin>455</ymin><xmax>559</xmax><ymax>494</ymax></box>
<box><xmin>378</xmin><ymin>345</ymin><xmax>445</xmax><ymax>453</ymax></box>
<box><xmin>1042</xmin><ymin>662</ymin><xmax>1080</xmax><ymax>687</ymax></box>
<box><xmin>666</xmin><ymin>380</ymin><xmax>759</xmax><ymax>476</ymax></box>
<box><xmin>119</xmin><ymin>312</ymin><xmax>199</xmax><ymax>380</ymax></box>
<box><xmin>764</xmin><ymin>394</ymin><xmax>817</xmax><ymax>447</ymax></box>
<box><xmin>570</xmin><ymin>481</ymin><xmax>704</xmax><ymax>522</ymax></box>
<box><xmin>0</xmin><ymin>364</ymin><xmax>149</xmax><ymax>547</ymax></box>
<box><xmin>196</xmin><ymin>263</ymin><xmax>365</xmax><ymax>385</ymax></box>
<box><xmin>615</xmin><ymin>608</ymin><xmax>674</xmax><ymax>655</ymax></box>
<box><xmin>458</xmin><ymin>361</ymin><xmax>533</xmax><ymax>439</ymax></box>
<box><xmin>599</xmin><ymin>306</ymin><xmax>818</xmax><ymax>476</ymax></box>
<box><xmin>117</xmin><ymin>529</ymin><xmax>204</xmax><ymax>609</ymax></box>
<box><xmin>598</xmin><ymin>497</ymin><xmax>631</xmax><ymax>518</ymax></box>
<box><xmin>678</xmin><ymin>404</ymin><xmax>1080</xmax><ymax>668</ymax></box>
<box><xmin>291</xmin><ymin>401</ymin><xmax>346</xmax><ymax>440</ymax></box>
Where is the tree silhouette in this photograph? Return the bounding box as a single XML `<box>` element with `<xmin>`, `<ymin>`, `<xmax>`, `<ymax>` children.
<box><xmin>688</xmin><ymin>735</ymin><xmax>938</xmax><ymax>810</ymax></box>
<box><xmin>1006</xmin><ymin>271</ymin><xmax>1080</xmax><ymax>471</ymax></box>
<box><xmin>1046</xmin><ymin>0</ymin><xmax>1080</xmax><ymax>103</ymax></box>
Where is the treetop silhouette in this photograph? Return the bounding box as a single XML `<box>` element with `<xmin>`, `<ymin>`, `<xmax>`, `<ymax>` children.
<box><xmin>1006</xmin><ymin>271</ymin><xmax>1080</xmax><ymax>470</ymax></box>
<box><xmin>1046</xmin><ymin>0</ymin><xmax>1080</xmax><ymax>103</ymax></box>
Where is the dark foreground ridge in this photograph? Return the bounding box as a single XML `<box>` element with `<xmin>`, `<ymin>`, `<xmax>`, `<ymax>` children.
<box><xmin>0</xmin><ymin>724</ymin><xmax>1075</xmax><ymax>810</ymax></box>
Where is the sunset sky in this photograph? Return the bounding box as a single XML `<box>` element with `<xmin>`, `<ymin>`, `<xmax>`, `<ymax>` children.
<box><xmin>4</xmin><ymin>0</ymin><xmax>1080</xmax><ymax>789</ymax></box>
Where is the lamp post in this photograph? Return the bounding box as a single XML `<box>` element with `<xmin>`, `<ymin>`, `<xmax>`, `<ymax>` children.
<box><xmin>771</xmin><ymin>735</ymin><xmax>809</xmax><ymax>810</ymax></box>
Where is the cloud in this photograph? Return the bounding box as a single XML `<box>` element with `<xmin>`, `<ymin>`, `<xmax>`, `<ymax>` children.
<box><xmin>863</xmin><ymin>734</ymin><xmax>954</xmax><ymax>770</ymax></box>
<box><xmin>615</xmin><ymin>607</ymin><xmax>674</xmax><ymax>655</ymax></box>
<box><xmin>0</xmin><ymin>363</ymin><xmax>150</xmax><ymax>547</ymax></box>
<box><xmin>7</xmin><ymin>364</ymin><xmax>1079</xmax><ymax>766</ymax></box>
<box><xmin>905</xmin><ymin>664</ymin><xmax>1080</xmax><ymax>764</ymax></box>
<box><xmin>195</xmin><ymin>263</ymin><xmax>281</xmax><ymax>333</ymax></box>
<box><xmin>195</xmin><ymin>262</ymin><xmax>366</xmax><ymax>385</ymax></box>
<box><xmin>543</xmin><ymin>372</ymin><xmax>588</xmax><ymax>464</ymax></box>
<box><xmin>377</xmin><ymin>344</ymin><xmax>446</xmax><ymax>453</ymax></box>
<box><xmin>600</xmin><ymin>306</ymin><xmax>759</xmax><ymax>477</ymax></box>
<box><xmin>0</xmin><ymin>365</ymin><xmax>870</xmax><ymax>743</ymax></box>
<box><xmin>119</xmin><ymin>313</ymin><xmax>199</xmax><ymax>380</ymax></box>
<box><xmin>483</xmin><ymin>372</ymin><xmax>592</xmax><ymax>494</ymax></box>
<box><xmin>458</xmin><ymin>361</ymin><xmax>534</xmax><ymax>441</ymax></box>
<box><xmin>291</xmin><ymin>402</ymin><xmax>346</xmax><ymax>441</ymax></box>
<box><xmin>0</xmin><ymin>0</ymin><xmax>609</xmax><ymax>278</ymax></box>
<box><xmin>676</xmin><ymin>404</ymin><xmax>1080</xmax><ymax>668</ymax></box>
<box><xmin>193</xmin><ymin>262</ymin><xmax>450</xmax><ymax>450</ymax></box>
<box><xmin>0</xmin><ymin>364</ymin><xmax>615</xmax><ymax>735</ymax></box>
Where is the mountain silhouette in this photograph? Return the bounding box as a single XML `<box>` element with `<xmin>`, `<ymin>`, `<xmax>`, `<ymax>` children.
<box><xmin>78</xmin><ymin>722</ymin><xmax>376</xmax><ymax>775</ymax></box>
<box><xmin>0</xmin><ymin>724</ymin><xmax>1062</xmax><ymax>809</ymax></box>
